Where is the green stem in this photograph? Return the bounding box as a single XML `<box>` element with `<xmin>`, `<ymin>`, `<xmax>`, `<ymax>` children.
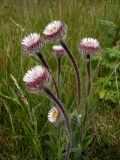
<box><xmin>86</xmin><ymin>54</ymin><xmax>91</xmax><ymax>95</ymax></box>
<box><xmin>43</xmin><ymin>87</ymin><xmax>71</xmax><ymax>160</ymax></box>
<box><xmin>71</xmin><ymin>118</ymin><xmax>82</xmax><ymax>144</ymax></box>
<box><xmin>83</xmin><ymin>54</ymin><xmax>91</xmax><ymax>126</ymax></box>
<box><xmin>57</xmin><ymin>57</ymin><xmax>61</xmax><ymax>87</ymax></box>
<box><xmin>60</xmin><ymin>40</ymin><xmax>81</xmax><ymax>108</ymax></box>
<box><xmin>92</xmin><ymin>58</ymin><xmax>101</xmax><ymax>82</ymax></box>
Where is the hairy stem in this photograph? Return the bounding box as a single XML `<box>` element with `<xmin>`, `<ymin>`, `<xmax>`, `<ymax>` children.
<box><xmin>83</xmin><ymin>54</ymin><xmax>91</xmax><ymax>126</ymax></box>
<box><xmin>86</xmin><ymin>54</ymin><xmax>91</xmax><ymax>95</ymax></box>
<box><xmin>92</xmin><ymin>58</ymin><xmax>101</xmax><ymax>82</ymax></box>
<box><xmin>71</xmin><ymin>118</ymin><xmax>82</xmax><ymax>144</ymax></box>
<box><xmin>36</xmin><ymin>52</ymin><xmax>59</xmax><ymax>98</ymax></box>
<box><xmin>60</xmin><ymin>40</ymin><xmax>81</xmax><ymax>107</ymax></box>
<box><xmin>57</xmin><ymin>57</ymin><xmax>61</xmax><ymax>87</ymax></box>
<box><xmin>43</xmin><ymin>87</ymin><xmax>71</xmax><ymax>160</ymax></box>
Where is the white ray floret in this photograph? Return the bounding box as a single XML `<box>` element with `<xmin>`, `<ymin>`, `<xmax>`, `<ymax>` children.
<box><xmin>23</xmin><ymin>65</ymin><xmax>50</xmax><ymax>91</ymax></box>
<box><xmin>43</xmin><ymin>20</ymin><xmax>67</xmax><ymax>42</ymax></box>
<box><xmin>48</xmin><ymin>107</ymin><xmax>62</xmax><ymax>123</ymax></box>
<box><xmin>52</xmin><ymin>45</ymin><xmax>65</xmax><ymax>58</ymax></box>
<box><xmin>53</xmin><ymin>45</ymin><xmax>64</xmax><ymax>51</ymax></box>
<box><xmin>78</xmin><ymin>38</ymin><xmax>100</xmax><ymax>55</ymax></box>
<box><xmin>21</xmin><ymin>33</ymin><xmax>44</xmax><ymax>55</ymax></box>
<box><xmin>43</xmin><ymin>21</ymin><xmax>62</xmax><ymax>35</ymax></box>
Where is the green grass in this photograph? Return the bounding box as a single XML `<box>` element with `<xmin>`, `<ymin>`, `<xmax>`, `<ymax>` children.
<box><xmin>0</xmin><ymin>0</ymin><xmax>120</xmax><ymax>159</ymax></box>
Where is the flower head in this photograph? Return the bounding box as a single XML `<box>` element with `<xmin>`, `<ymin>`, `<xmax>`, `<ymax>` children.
<box><xmin>52</xmin><ymin>45</ymin><xmax>65</xmax><ymax>58</ymax></box>
<box><xmin>48</xmin><ymin>107</ymin><xmax>62</xmax><ymax>123</ymax></box>
<box><xmin>21</xmin><ymin>33</ymin><xmax>44</xmax><ymax>55</ymax></box>
<box><xmin>23</xmin><ymin>65</ymin><xmax>50</xmax><ymax>91</ymax></box>
<box><xmin>78</xmin><ymin>38</ymin><xmax>100</xmax><ymax>55</ymax></box>
<box><xmin>43</xmin><ymin>20</ymin><xmax>67</xmax><ymax>42</ymax></box>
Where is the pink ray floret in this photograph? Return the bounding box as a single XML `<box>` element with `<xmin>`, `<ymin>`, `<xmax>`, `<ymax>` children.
<box><xmin>23</xmin><ymin>65</ymin><xmax>50</xmax><ymax>91</ymax></box>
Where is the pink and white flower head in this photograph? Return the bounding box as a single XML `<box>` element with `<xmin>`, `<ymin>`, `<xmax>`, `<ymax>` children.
<box><xmin>78</xmin><ymin>38</ymin><xmax>100</xmax><ymax>55</ymax></box>
<box><xmin>43</xmin><ymin>20</ymin><xmax>67</xmax><ymax>42</ymax></box>
<box><xmin>21</xmin><ymin>33</ymin><xmax>44</xmax><ymax>55</ymax></box>
<box><xmin>52</xmin><ymin>45</ymin><xmax>65</xmax><ymax>58</ymax></box>
<box><xmin>48</xmin><ymin>107</ymin><xmax>63</xmax><ymax>123</ymax></box>
<box><xmin>23</xmin><ymin>65</ymin><xmax>51</xmax><ymax>92</ymax></box>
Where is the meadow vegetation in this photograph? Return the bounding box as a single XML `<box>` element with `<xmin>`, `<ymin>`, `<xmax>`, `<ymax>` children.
<box><xmin>0</xmin><ymin>0</ymin><xmax>120</xmax><ymax>159</ymax></box>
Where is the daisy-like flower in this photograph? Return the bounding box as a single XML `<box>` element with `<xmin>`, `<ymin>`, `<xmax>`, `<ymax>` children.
<box><xmin>78</xmin><ymin>38</ymin><xmax>100</xmax><ymax>55</ymax></box>
<box><xmin>23</xmin><ymin>65</ymin><xmax>50</xmax><ymax>91</ymax></box>
<box><xmin>43</xmin><ymin>20</ymin><xmax>67</xmax><ymax>42</ymax></box>
<box><xmin>52</xmin><ymin>45</ymin><xmax>65</xmax><ymax>58</ymax></box>
<box><xmin>21</xmin><ymin>33</ymin><xmax>44</xmax><ymax>55</ymax></box>
<box><xmin>48</xmin><ymin>107</ymin><xmax>62</xmax><ymax>123</ymax></box>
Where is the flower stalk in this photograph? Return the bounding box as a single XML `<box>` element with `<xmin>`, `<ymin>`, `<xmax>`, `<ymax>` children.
<box><xmin>52</xmin><ymin>45</ymin><xmax>65</xmax><ymax>91</ymax></box>
<box><xmin>78</xmin><ymin>38</ymin><xmax>100</xmax><ymax>126</ymax></box>
<box><xmin>86</xmin><ymin>54</ymin><xmax>91</xmax><ymax>95</ymax></box>
<box><xmin>57</xmin><ymin>57</ymin><xmax>61</xmax><ymax>87</ymax></box>
<box><xmin>60</xmin><ymin>40</ymin><xmax>81</xmax><ymax>107</ymax></box>
<box><xmin>83</xmin><ymin>54</ymin><xmax>91</xmax><ymax>126</ymax></box>
<box><xmin>36</xmin><ymin>52</ymin><xmax>59</xmax><ymax>98</ymax></box>
<box><xmin>43</xmin><ymin>86</ymin><xmax>71</xmax><ymax>160</ymax></box>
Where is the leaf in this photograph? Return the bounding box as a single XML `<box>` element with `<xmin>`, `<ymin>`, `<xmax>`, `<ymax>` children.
<box><xmin>82</xmin><ymin>135</ymin><xmax>93</xmax><ymax>150</ymax></box>
<box><xmin>0</xmin><ymin>93</ymin><xmax>20</xmax><ymax>105</ymax></box>
<box><xmin>97</xmin><ymin>19</ymin><xmax>117</xmax><ymax>28</ymax></box>
<box><xmin>71</xmin><ymin>144</ymin><xmax>82</xmax><ymax>159</ymax></box>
